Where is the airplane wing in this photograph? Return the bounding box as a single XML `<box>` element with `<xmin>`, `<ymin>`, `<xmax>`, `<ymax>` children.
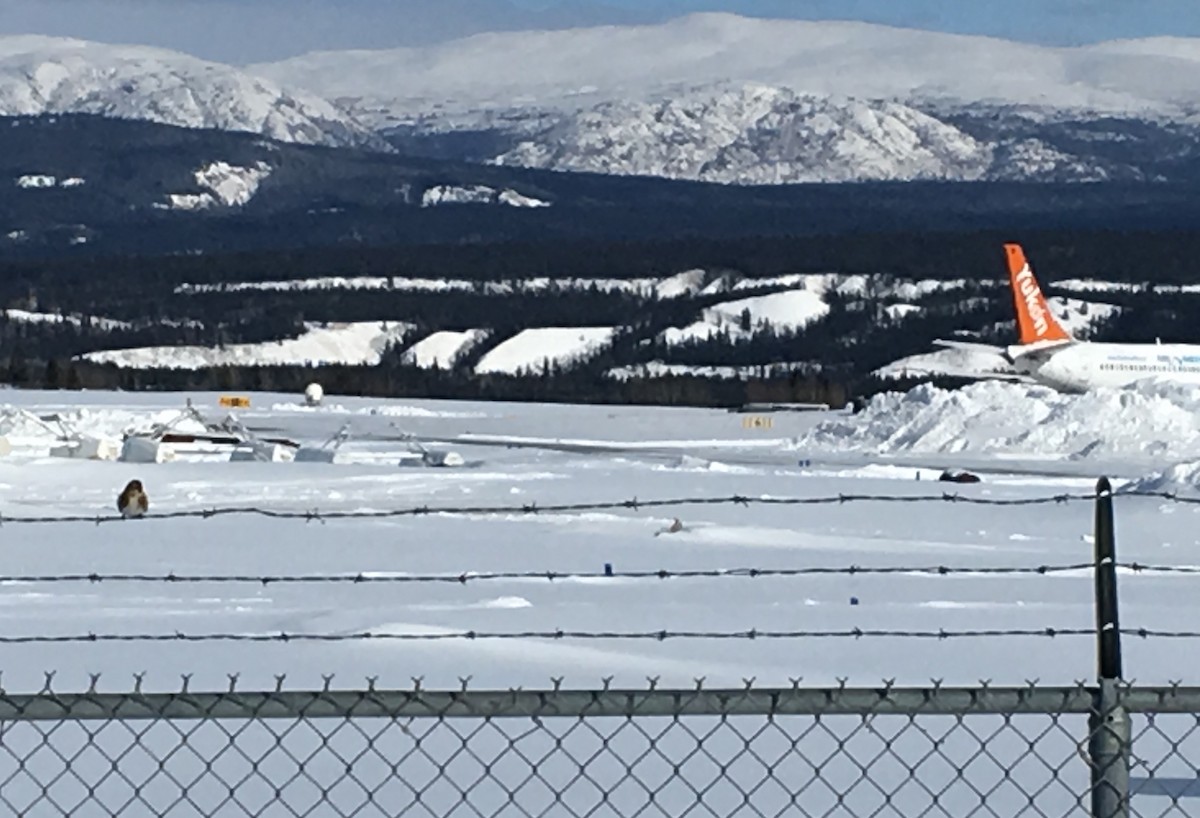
<box><xmin>932</xmin><ymin>339</ymin><xmax>1006</xmax><ymax>354</ymax></box>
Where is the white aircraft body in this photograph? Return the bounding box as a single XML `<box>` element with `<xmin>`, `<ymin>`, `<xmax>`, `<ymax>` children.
<box><xmin>933</xmin><ymin>244</ymin><xmax>1200</xmax><ymax>393</ymax></box>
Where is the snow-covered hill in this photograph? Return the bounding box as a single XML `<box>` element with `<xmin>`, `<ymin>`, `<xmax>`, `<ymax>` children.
<box><xmin>252</xmin><ymin>14</ymin><xmax>1200</xmax><ymax>127</ymax></box>
<box><xmin>81</xmin><ymin>322</ymin><xmax>413</xmax><ymax>369</ymax></box>
<box><xmin>0</xmin><ymin>36</ymin><xmax>382</xmax><ymax>149</ymax></box>
<box><xmin>491</xmin><ymin>85</ymin><xmax>1111</xmax><ymax>184</ymax></box>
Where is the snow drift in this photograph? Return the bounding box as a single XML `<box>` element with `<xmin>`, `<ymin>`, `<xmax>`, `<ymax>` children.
<box><xmin>799</xmin><ymin>380</ymin><xmax>1200</xmax><ymax>461</ymax></box>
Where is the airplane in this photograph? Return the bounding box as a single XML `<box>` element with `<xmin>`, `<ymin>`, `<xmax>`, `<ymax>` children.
<box><xmin>931</xmin><ymin>243</ymin><xmax>1200</xmax><ymax>393</ymax></box>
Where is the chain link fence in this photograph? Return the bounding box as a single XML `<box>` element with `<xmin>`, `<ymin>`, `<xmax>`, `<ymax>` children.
<box><xmin>0</xmin><ymin>681</ymin><xmax>1196</xmax><ymax>817</ymax></box>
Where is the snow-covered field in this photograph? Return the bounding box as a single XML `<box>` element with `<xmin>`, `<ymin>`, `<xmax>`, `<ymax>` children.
<box><xmin>81</xmin><ymin>321</ymin><xmax>415</xmax><ymax>369</ymax></box>
<box><xmin>1</xmin><ymin>382</ymin><xmax>1199</xmax><ymax>814</ymax></box>
<box><xmin>0</xmin><ymin>381</ymin><xmax>1197</xmax><ymax>700</ymax></box>
<box><xmin>474</xmin><ymin>327</ymin><xmax>616</xmax><ymax>374</ymax></box>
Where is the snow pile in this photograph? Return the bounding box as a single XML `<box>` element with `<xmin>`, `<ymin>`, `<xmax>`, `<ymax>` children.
<box><xmin>1125</xmin><ymin>461</ymin><xmax>1200</xmax><ymax>494</ymax></box>
<box><xmin>799</xmin><ymin>380</ymin><xmax>1200</xmax><ymax>460</ymax></box>
<box><xmin>400</xmin><ymin>329</ymin><xmax>491</xmax><ymax>369</ymax></box>
<box><xmin>164</xmin><ymin>161</ymin><xmax>272</xmax><ymax>210</ymax></box>
<box><xmin>421</xmin><ymin>185</ymin><xmax>550</xmax><ymax>208</ymax></box>
<box><xmin>79</xmin><ymin>321</ymin><xmax>415</xmax><ymax>369</ymax></box>
<box><xmin>475</xmin><ymin>327</ymin><xmax>616</xmax><ymax>375</ymax></box>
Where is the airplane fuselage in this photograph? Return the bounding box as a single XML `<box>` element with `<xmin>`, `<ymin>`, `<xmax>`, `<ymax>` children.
<box><xmin>1021</xmin><ymin>342</ymin><xmax>1200</xmax><ymax>393</ymax></box>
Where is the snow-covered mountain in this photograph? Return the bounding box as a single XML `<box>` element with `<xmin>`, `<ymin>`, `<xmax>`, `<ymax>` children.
<box><xmin>0</xmin><ymin>36</ymin><xmax>383</xmax><ymax>149</ymax></box>
<box><xmin>490</xmin><ymin>85</ymin><xmax>1118</xmax><ymax>184</ymax></box>
<box><xmin>251</xmin><ymin>14</ymin><xmax>1200</xmax><ymax>128</ymax></box>
<box><xmin>2</xmin><ymin>17</ymin><xmax>1200</xmax><ymax>186</ymax></box>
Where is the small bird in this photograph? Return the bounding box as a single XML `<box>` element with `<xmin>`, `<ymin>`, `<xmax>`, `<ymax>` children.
<box><xmin>654</xmin><ymin>517</ymin><xmax>684</xmax><ymax>537</ymax></box>
<box><xmin>117</xmin><ymin>479</ymin><xmax>149</xmax><ymax>518</ymax></box>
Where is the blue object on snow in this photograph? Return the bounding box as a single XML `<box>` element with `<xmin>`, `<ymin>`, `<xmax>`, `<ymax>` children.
<box><xmin>850</xmin><ymin>596</ymin><xmax>859</xmax><ymax>606</ymax></box>
<box><xmin>604</xmin><ymin>563</ymin><xmax>613</xmax><ymax>577</ymax></box>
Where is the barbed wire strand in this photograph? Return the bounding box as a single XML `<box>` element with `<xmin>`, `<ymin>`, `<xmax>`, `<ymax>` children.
<box><xmin>0</xmin><ymin>488</ymin><xmax>1192</xmax><ymax>526</ymax></box>
<box><xmin>0</xmin><ymin>628</ymin><xmax>1194</xmax><ymax>645</ymax></box>
<box><xmin>0</xmin><ymin>563</ymin><xmax>1102</xmax><ymax>585</ymax></box>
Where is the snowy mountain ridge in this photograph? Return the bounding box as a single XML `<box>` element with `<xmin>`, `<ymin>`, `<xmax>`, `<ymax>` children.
<box><xmin>490</xmin><ymin>85</ymin><xmax>1117</xmax><ymax>184</ymax></box>
<box><xmin>0</xmin><ymin>35</ymin><xmax>383</xmax><ymax>149</ymax></box>
<box><xmin>1</xmin><ymin>19</ymin><xmax>1200</xmax><ymax>185</ymax></box>
<box><xmin>251</xmin><ymin>14</ymin><xmax>1200</xmax><ymax>127</ymax></box>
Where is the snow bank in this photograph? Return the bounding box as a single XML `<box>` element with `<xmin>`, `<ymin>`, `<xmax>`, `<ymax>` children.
<box><xmin>1125</xmin><ymin>461</ymin><xmax>1200</xmax><ymax>494</ymax></box>
<box><xmin>799</xmin><ymin>380</ymin><xmax>1200</xmax><ymax>460</ymax></box>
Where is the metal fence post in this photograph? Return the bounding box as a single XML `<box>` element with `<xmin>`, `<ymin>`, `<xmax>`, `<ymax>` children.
<box><xmin>1090</xmin><ymin>476</ymin><xmax>1130</xmax><ymax>818</ymax></box>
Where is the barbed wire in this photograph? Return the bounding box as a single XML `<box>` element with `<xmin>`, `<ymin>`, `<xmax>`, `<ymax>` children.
<box><xmin>0</xmin><ymin>627</ymin><xmax>1196</xmax><ymax>645</ymax></box>
<box><xmin>0</xmin><ymin>563</ymin><xmax>1100</xmax><ymax>585</ymax></box>
<box><xmin>0</xmin><ymin>488</ymin><xmax>1188</xmax><ymax>526</ymax></box>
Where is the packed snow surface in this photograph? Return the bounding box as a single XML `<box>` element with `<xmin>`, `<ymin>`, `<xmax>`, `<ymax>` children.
<box><xmin>80</xmin><ymin>321</ymin><xmax>414</xmax><ymax>369</ymax></box>
<box><xmin>0</xmin><ymin>385</ymin><xmax>1194</xmax><ymax>700</ymax></box>
<box><xmin>474</xmin><ymin>327</ymin><xmax>617</xmax><ymax>374</ymax></box>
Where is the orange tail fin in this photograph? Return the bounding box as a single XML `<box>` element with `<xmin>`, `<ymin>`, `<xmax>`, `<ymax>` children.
<box><xmin>1005</xmin><ymin>243</ymin><xmax>1071</xmax><ymax>345</ymax></box>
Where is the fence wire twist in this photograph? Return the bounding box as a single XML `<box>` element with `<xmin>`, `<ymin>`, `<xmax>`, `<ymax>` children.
<box><xmin>0</xmin><ymin>680</ymin><xmax>1195</xmax><ymax>817</ymax></box>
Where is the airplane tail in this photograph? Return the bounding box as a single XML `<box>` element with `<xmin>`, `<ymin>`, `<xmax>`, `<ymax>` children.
<box><xmin>1004</xmin><ymin>243</ymin><xmax>1073</xmax><ymax>346</ymax></box>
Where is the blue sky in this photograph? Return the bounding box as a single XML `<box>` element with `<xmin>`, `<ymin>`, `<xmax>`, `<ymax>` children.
<box><xmin>0</xmin><ymin>0</ymin><xmax>1193</xmax><ymax>63</ymax></box>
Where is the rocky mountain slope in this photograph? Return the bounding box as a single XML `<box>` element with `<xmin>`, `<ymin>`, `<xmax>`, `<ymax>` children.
<box><xmin>0</xmin><ymin>36</ymin><xmax>383</xmax><ymax>149</ymax></box>
<box><xmin>489</xmin><ymin>85</ymin><xmax>1137</xmax><ymax>183</ymax></box>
